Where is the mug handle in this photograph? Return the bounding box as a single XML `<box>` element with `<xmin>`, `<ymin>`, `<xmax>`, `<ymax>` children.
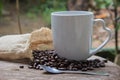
<box><xmin>90</xmin><ymin>19</ymin><xmax>112</xmax><ymax>55</ymax></box>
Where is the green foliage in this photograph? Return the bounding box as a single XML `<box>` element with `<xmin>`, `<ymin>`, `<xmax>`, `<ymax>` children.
<box><xmin>40</xmin><ymin>0</ymin><xmax>67</xmax><ymax>26</ymax></box>
<box><xmin>94</xmin><ymin>0</ymin><xmax>113</xmax><ymax>9</ymax></box>
<box><xmin>113</xmin><ymin>0</ymin><xmax>120</xmax><ymax>6</ymax></box>
<box><xmin>26</xmin><ymin>0</ymin><xmax>67</xmax><ymax>26</ymax></box>
<box><xmin>0</xmin><ymin>0</ymin><xmax>3</xmax><ymax>16</ymax></box>
<box><xmin>96</xmin><ymin>48</ymin><xmax>116</xmax><ymax>62</ymax></box>
<box><xmin>26</xmin><ymin>12</ymin><xmax>37</xmax><ymax>19</ymax></box>
<box><xmin>116</xmin><ymin>22</ymin><xmax>120</xmax><ymax>30</ymax></box>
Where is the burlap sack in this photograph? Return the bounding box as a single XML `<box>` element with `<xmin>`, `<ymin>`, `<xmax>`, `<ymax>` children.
<box><xmin>0</xmin><ymin>27</ymin><xmax>53</xmax><ymax>60</ymax></box>
<box><xmin>29</xmin><ymin>27</ymin><xmax>53</xmax><ymax>50</ymax></box>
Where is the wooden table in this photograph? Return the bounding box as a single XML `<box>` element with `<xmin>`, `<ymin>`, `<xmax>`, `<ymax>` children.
<box><xmin>0</xmin><ymin>56</ymin><xmax>120</xmax><ymax>80</ymax></box>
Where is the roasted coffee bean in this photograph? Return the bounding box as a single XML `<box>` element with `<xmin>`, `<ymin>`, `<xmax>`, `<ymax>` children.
<box><xmin>58</xmin><ymin>67</ymin><xmax>66</xmax><ymax>70</ymax></box>
<box><xmin>33</xmin><ymin>63</ymin><xmax>38</xmax><ymax>68</ymax></box>
<box><xmin>52</xmin><ymin>63</ymin><xmax>58</xmax><ymax>67</ymax></box>
<box><xmin>50</xmin><ymin>56</ymin><xmax>54</xmax><ymax>59</ymax></box>
<box><xmin>40</xmin><ymin>56</ymin><xmax>44</xmax><ymax>59</ymax></box>
<box><xmin>40</xmin><ymin>60</ymin><xmax>45</xmax><ymax>64</ymax></box>
<box><xmin>38</xmin><ymin>53</ymin><xmax>42</xmax><ymax>57</ymax></box>
<box><xmin>35</xmin><ymin>65</ymin><xmax>40</xmax><ymax>69</ymax></box>
<box><xmin>69</xmin><ymin>63</ymin><xmax>74</xmax><ymax>67</ymax></box>
<box><xmin>29</xmin><ymin>50</ymin><xmax>107</xmax><ymax>71</ymax></box>
<box><xmin>54</xmin><ymin>56</ymin><xmax>59</xmax><ymax>59</ymax></box>
<box><xmin>87</xmin><ymin>66</ymin><xmax>94</xmax><ymax>70</ymax></box>
<box><xmin>51</xmin><ymin>59</ymin><xmax>55</xmax><ymax>62</ymax></box>
<box><xmin>29</xmin><ymin>61</ymin><xmax>34</xmax><ymax>66</ymax></box>
<box><xmin>95</xmin><ymin>63</ymin><xmax>100</xmax><ymax>68</ymax></box>
<box><xmin>72</xmin><ymin>68</ymin><xmax>78</xmax><ymax>71</ymax></box>
<box><xmin>48</xmin><ymin>50</ymin><xmax>54</xmax><ymax>54</ymax></box>
<box><xmin>32</xmin><ymin>50</ymin><xmax>37</xmax><ymax>55</ymax></box>
<box><xmin>58</xmin><ymin>63</ymin><xmax>63</xmax><ymax>67</ymax></box>
<box><xmin>49</xmin><ymin>62</ymin><xmax>53</xmax><ymax>65</ymax></box>
<box><xmin>94</xmin><ymin>59</ymin><xmax>101</xmax><ymax>63</ymax></box>
<box><xmin>68</xmin><ymin>66</ymin><xmax>73</xmax><ymax>70</ymax></box>
<box><xmin>77</xmin><ymin>64</ymin><xmax>82</xmax><ymax>69</ymax></box>
<box><xmin>81</xmin><ymin>68</ymin><xmax>87</xmax><ymax>71</ymax></box>
<box><xmin>34</xmin><ymin>59</ymin><xmax>40</xmax><ymax>63</ymax></box>
<box><xmin>36</xmin><ymin>64</ymin><xmax>43</xmax><ymax>70</ymax></box>
<box><xmin>64</xmin><ymin>59</ymin><xmax>69</xmax><ymax>63</ymax></box>
<box><xmin>44</xmin><ymin>62</ymin><xmax>49</xmax><ymax>66</ymax></box>
<box><xmin>82</xmin><ymin>64</ymin><xmax>87</xmax><ymax>68</ymax></box>
<box><xmin>43</xmin><ymin>57</ymin><xmax>48</xmax><ymax>61</ymax></box>
<box><xmin>99</xmin><ymin>62</ymin><xmax>105</xmax><ymax>67</ymax></box>
<box><xmin>39</xmin><ymin>67</ymin><xmax>43</xmax><ymax>70</ymax></box>
<box><xmin>19</xmin><ymin>65</ymin><xmax>24</xmax><ymax>69</ymax></box>
<box><xmin>103</xmin><ymin>59</ymin><xmax>108</xmax><ymax>63</ymax></box>
<box><xmin>28</xmin><ymin>65</ymin><xmax>33</xmax><ymax>69</ymax></box>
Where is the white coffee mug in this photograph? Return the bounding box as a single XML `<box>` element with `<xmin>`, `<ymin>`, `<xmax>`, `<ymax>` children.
<box><xmin>51</xmin><ymin>11</ymin><xmax>112</xmax><ymax>60</ymax></box>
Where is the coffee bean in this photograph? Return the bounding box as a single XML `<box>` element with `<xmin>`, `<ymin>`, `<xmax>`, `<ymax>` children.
<box><xmin>51</xmin><ymin>59</ymin><xmax>55</xmax><ymax>62</ymax></box>
<box><xmin>38</xmin><ymin>53</ymin><xmax>42</xmax><ymax>57</ymax></box>
<box><xmin>34</xmin><ymin>59</ymin><xmax>40</xmax><ymax>63</ymax></box>
<box><xmin>54</xmin><ymin>55</ymin><xmax>59</xmax><ymax>59</ymax></box>
<box><xmin>94</xmin><ymin>59</ymin><xmax>101</xmax><ymax>63</ymax></box>
<box><xmin>77</xmin><ymin>64</ymin><xmax>82</xmax><ymax>69</ymax></box>
<box><xmin>29</xmin><ymin>50</ymin><xmax>107</xmax><ymax>71</ymax></box>
<box><xmin>87</xmin><ymin>66</ymin><xmax>94</xmax><ymax>70</ymax></box>
<box><xmin>99</xmin><ymin>62</ymin><xmax>105</xmax><ymax>67</ymax></box>
<box><xmin>81</xmin><ymin>68</ymin><xmax>87</xmax><ymax>71</ymax></box>
<box><xmin>44</xmin><ymin>62</ymin><xmax>48</xmax><ymax>66</ymax></box>
<box><xmin>103</xmin><ymin>59</ymin><xmax>108</xmax><ymax>63</ymax></box>
<box><xmin>58</xmin><ymin>64</ymin><xmax>62</xmax><ymax>67</ymax></box>
<box><xmin>95</xmin><ymin>63</ymin><xmax>100</xmax><ymax>68</ymax></box>
<box><xmin>72</xmin><ymin>68</ymin><xmax>78</xmax><ymax>71</ymax></box>
<box><xmin>58</xmin><ymin>67</ymin><xmax>66</xmax><ymax>70</ymax></box>
<box><xmin>43</xmin><ymin>57</ymin><xmax>48</xmax><ymax>61</ymax></box>
<box><xmin>49</xmin><ymin>62</ymin><xmax>53</xmax><ymax>65</ymax></box>
<box><xmin>35</xmin><ymin>65</ymin><xmax>40</xmax><ymax>69</ymax></box>
<box><xmin>19</xmin><ymin>65</ymin><xmax>24</xmax><ymax>69</ymax></box>
<box><xmin>33</xmin><ymin>63</ymin><xmax>37</xmax><ymax>68</ymax></box>
<box><xmin>28</xmin><ymin>65</ymin><xmax>33</xmax><ymax>69</ymax></box>
<box><xmin>82</xmin><ymin>64</ymin><xmax>87</xmax><ymax>68</ymax></box>
<box><xmin>36</xmin><ymin>64</ymin><xmax>43</xmax><ymax>70</ymax></box>
<box><xmin>68</xmin><ymin>66</ymin><xmax>73</xmax><ymax>70</ymax></box>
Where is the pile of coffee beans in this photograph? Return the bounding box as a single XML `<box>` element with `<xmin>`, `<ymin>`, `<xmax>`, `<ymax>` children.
<box><xmin>29</xmin><ymin>50</ymin><xmax>107</xmax><ymax>71</ymax></box>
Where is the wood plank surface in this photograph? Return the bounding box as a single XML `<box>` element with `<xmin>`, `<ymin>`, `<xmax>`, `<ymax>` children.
<box><xmin>0</xmin><ymin>56</ymin><xmax>120</xmax><ymax>80</ymax></box>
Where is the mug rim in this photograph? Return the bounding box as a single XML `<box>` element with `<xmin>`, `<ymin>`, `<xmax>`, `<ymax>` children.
<box><xmin>51</xmin><ymin>11</ymin><xmax>93</xmax><ymax>16</ymax></box>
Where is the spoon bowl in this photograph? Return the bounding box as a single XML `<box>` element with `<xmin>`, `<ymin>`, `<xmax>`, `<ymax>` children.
<box><xmin>41</xmin><ymin>65</ymin><xmax>109</xmax><ymax>76</ymax></box>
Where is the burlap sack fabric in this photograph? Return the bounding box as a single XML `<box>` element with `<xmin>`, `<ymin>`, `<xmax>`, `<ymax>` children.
<box><xmin>0</xmin><ymin>27</ymin><xmax>53</xmax><ymax>60</ymax></box>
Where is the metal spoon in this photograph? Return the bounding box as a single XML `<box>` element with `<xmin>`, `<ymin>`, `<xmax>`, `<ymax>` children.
<box><xmin>41</xmin><ymin>65</ymin><xmax>109</xmax><ymax>76</ymax></box>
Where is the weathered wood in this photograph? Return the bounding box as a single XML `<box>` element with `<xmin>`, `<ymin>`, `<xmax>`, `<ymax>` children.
<box><xmin>0</xmin><ymin>56</ymin><xmax>120</xmax><ymax>80</ymax></box>
<box><xmin>114</xmin><ymin>54</ymin><xmax>120</xmax><ymax>66</ymax></box>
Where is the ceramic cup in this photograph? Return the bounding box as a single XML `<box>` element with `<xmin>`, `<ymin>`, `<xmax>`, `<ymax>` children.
<box><xmin>51</xmin><ymin>11</ymin><xmax>112</xmax><ymax>60</ymax></box>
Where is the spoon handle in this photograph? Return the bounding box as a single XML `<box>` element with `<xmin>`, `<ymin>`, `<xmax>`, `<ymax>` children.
<box><xmin>62</xmin><ymin>71</ymin><xmax>109</xmax><ymax>76</ymax></box>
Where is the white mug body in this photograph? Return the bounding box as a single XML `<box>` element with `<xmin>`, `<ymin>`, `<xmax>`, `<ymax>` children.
<box><xmin>51</xmin><ymin>11</ymin><xmax>93</xmax><ymax>60</ymax></box>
